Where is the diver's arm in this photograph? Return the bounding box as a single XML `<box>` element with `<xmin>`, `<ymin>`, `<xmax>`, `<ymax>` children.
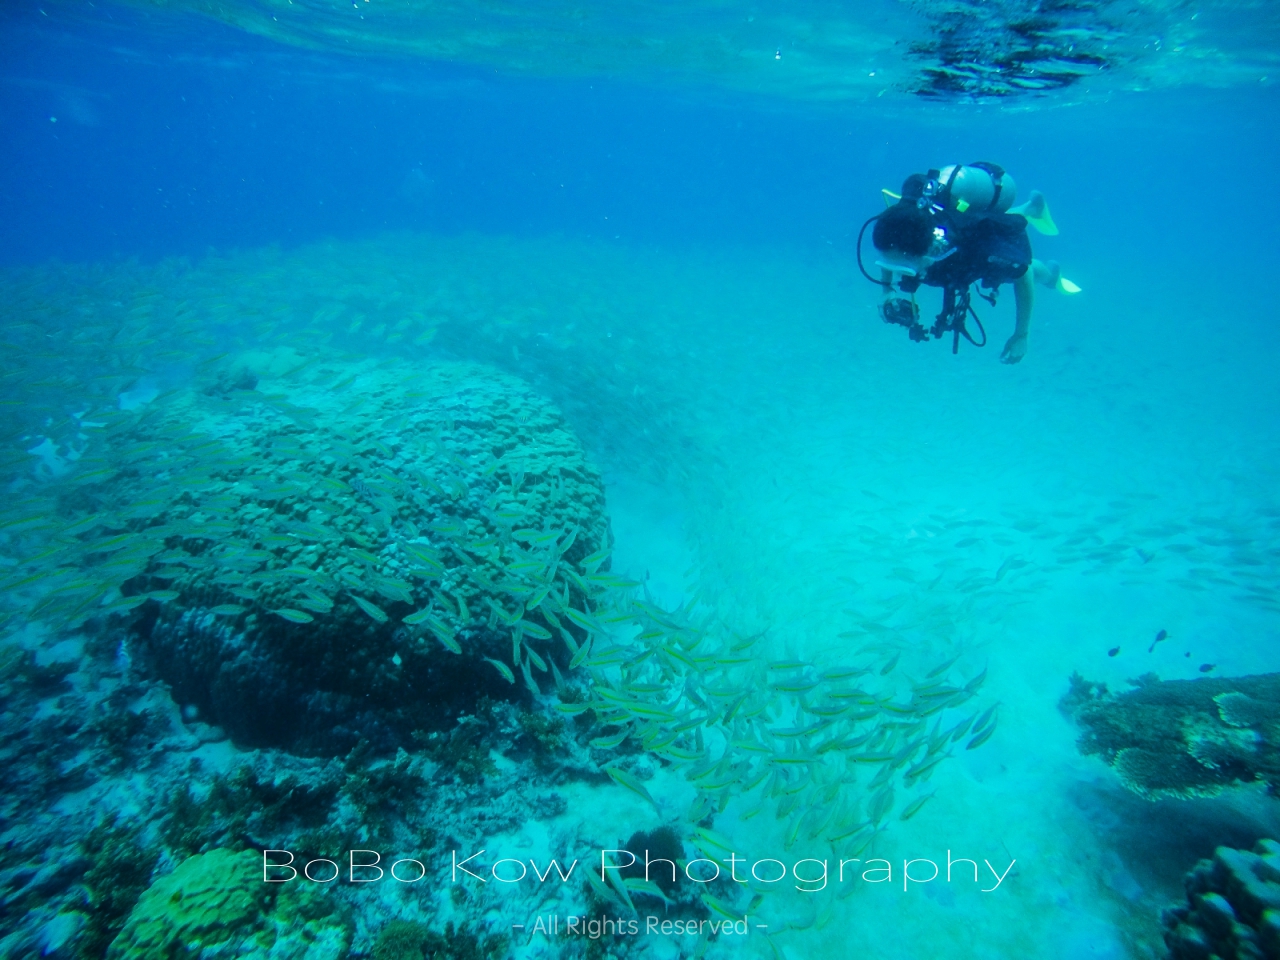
<box><xmin>1001</xmin><ymin>269</ymin><xmax>1033</xmax><ymax>364</ymax></box>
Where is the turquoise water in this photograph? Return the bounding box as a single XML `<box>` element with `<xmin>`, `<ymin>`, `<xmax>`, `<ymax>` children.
<box><xmin>2</xmin><ymin>2</ymin><xmax>1279</xmax><ymax>959</ymax></box>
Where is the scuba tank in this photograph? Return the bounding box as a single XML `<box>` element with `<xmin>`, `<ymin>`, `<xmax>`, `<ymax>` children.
<box><xmin>936</xmin><ymin>162</ymin><xmax>1016</xmax><ymax>213</ymax></box>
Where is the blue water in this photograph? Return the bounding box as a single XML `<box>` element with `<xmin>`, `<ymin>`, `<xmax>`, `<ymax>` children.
<box><xmin>3</xmin><ymin>0</ymin><xmax>1280</xmax><ymax>958</ymax></box>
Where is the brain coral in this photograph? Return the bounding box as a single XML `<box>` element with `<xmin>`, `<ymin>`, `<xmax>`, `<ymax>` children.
<box><xmin>107</xmin><ymin>847</ymin><xmax>348</xmax><ymax>959</ymax></box>
<box><xmin>30</xmin><ymin>353</ymin><xmax>611</xmax><ymax>753</ymax></box>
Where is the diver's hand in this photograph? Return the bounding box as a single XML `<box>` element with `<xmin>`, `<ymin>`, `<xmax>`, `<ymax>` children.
<box><xmin>880</xmin><ymin>298</ymin><xmax>918</xmax><ymax>327</ymax></box>
<box><xmin>1000</xmin><ymin>334</ymin><xmax>1028</xmax><ymax>364</ymax></box>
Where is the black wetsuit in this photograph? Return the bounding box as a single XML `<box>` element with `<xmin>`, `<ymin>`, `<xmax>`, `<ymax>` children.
<box><xmin>923</xmin><ymin>210</ymin><xmax>1032</xmax><ymax>291</ymax></box>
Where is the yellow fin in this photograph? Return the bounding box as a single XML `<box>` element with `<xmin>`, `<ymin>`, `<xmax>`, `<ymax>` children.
<box><xmin>1056</xmin><ymin>276</ymin><xmax>1082</xmax><ymax>295</ymax></box>
<box><xmin>1029</xmin><ymin>212</ymin><xmax>1059</xmax><ymax>236</ymax></box>
<box><xmin>1011</xmin><ymin>190</ymin><xmax>1059</xmax><ymax>235</ymax></box>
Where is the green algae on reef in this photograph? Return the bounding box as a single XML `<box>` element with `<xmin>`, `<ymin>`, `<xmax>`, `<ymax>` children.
<box><xmin>107</xmin><ymin>848</ymin><xmax>349</xmax><ymax>960</ymax></box>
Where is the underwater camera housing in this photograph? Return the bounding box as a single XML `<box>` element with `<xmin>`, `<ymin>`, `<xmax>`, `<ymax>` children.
<box><xmin>879</xmin><ymin>296</ymin><xmax>928</xmax><ymax>342</ymax></box>
<box><xmin>878</xmin><ymin>284</ymin><xmax>987</xmax><ymax>352</ymax></box>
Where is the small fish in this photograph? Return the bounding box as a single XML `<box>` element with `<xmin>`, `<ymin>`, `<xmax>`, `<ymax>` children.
<box><xmin>434</xmin><ymin>629</ymin><xmax>462</xmax><ymax>654</ymax></box>
<box><xmin>1198</xmin><ymin>663</ymin><xmax>1215</xmax><ymax>673</ymax></box>
<box><xmin>899</xmin><ymin>792</ymin><xmax>935</xmax><ymax>821</ymax></box>
<box><xmin>272</xmin><ymin>608</ymin><xmax>314</xmax><ymax>624</ymax></box>
<box><xmin>824</xmin><ymin>670</ymin><xmax>865</xmax><ymax>686</ymax></box>
<box><xmin>580</xmin><ymin>547</ymin><xmax>611</xmax><ymax>570</ymax></box>
<box><xmin>868</xmin><ymin>785</ymin><xmax>895</xmax><ymax>823</ymax></box>
<box><xmin>584</xmin><ymin>867</ymin><xmax>626</xmax><ymax>910</ymax></box>
<box><xmin>401</xmin><ymin>542</ymin><xmax>444</xmax><ymax>573</ymax></box>
<box><xmin>948</xmin><ymin>713</ymin><xmax>977</xmax><ymax>743</ymax></box>
<box><xmin>371</xmin><ymin>577</ymin><xmax>413</xmax><ymax>604</ymax></box>
<box><xmin>1107</xmin><ymin>647</ymin><xmax>1120</xmax><ymax>657</ymax></box>
<box><xmin>606</xmin><ymin>765</ymin><xmax>660</xmax><ymax>810</ymax></box>
<box><xmin>972</xmin><ymin>702</ymin><xmax>999</xmax><ymax>733</ymax></box>
<box><xmin>769</xmin><ymin>753</ymin><xmax>819</xmax><ymax>767</ymax></box>
<box><xmin>403</xmin><ymin>608</ymin><xmax>433</xmax><ymax>625</ymax></box>
<box><xmin>553</xmin><ymin>701</ymin><xmax>591</xmax><ymax>715</ymax></box>
<box><xmin>966</xmin><ymin>723</ymin><xmax>997</xmax><ymax>750</ymax></box>
<box><xmin>146</xmin><ymin>590</ymin><xmax>180</xmax><ymax>602</ymax></box>
<box><xmin>623</xmin><ymin>877</ymin><xmax>674</xmax><ymax>907</ymax></box>
<box><xmin>351</xmin><ymin>595</ymin><xmax>389</xmax><ymax>623</ymax></box>
<box><xmin>294</xmin><ymin>595</ymin><xmax>333</xmax><ymax>614</ymax></box>
<box><xmin>700</xmin><ymin>893</ymin><xmax>742</xmax><ymax>922</ymax></box>
<box><xmin>519</xmin><ymin>620</ymin><xmax>552</xmax><ymax>641</ymax></box>
<box><xmin>526</xmin><ymin>583</ymin><xmax>552</xmax><ymax>610</ymax></box>
<box><xmin>770</xmin><ymin>678</ymin><xmax>820</xmax><ymax>694</ymax></box>
<box><xmin>565</xmin><ymin>607</ymin><xmax>604</xmax><ymax>635</ymax></box>
<box><xmin>484</xmin><ymin>657</ymin><xmax>516</xmax><ymax>684</ymax></box>
<box><xmin>590</xmin><ymin>731</ymin><xmax>629</xmax><ymax>749</ymax></box>
<box><xmin>556</xmin><ymin>528</ymin><xmax>579</xmax><ymax>556</ymax></box>
<box><xmin>569</xmin><ymin>639</ymin><xmax>592</xmax><ymax>669</ymax></box>
<box><xmin>209</xmin><ymin>604</ymin><xmax>247</xmax><ymax>616</ymax></box>
<box><xmin>963</xmin><ymin>666</ymin><xmax>988</xmax><ymax>693</ymax></box>
<box><xmin>768</xmin><ymin>659</ymin><xmax>813</xmax><ymax>672</ymax></box>
<box><xmin>926</xmin><ymin>654</ymin><xmax>962</xmax><ymax>678</ymax></box>
<box><xmin>1148</xmin><ymin>629</ymin><xmax>1169</xmax><ymax>653</ymax></box>
<box><xmin>511</xmin><ymin>528</ymin><xmax>553</xmax><ymax>544</ymax></box>
<box><xmin>519</xmin><ymin>656</ymin><xmax>540</xmax><ymax>695</ymax></box>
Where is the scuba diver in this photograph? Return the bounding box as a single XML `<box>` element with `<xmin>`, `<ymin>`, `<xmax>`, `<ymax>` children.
<box><xmin>857</xmin><ymin>162</ymin><xmax>1080</xmax><ymax>364</ymax></box>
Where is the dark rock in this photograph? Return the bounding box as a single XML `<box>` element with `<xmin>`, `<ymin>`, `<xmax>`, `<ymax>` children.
<box><xmin>1195</xmin><ymin>891</ymin><xmax>1238</xmax><ymax>938</ymax></box>
<box><xmin>1161</xmin><ymin>840</ymin><xmax>1280</xmax><ymax>960</ymax></box>
<box><xmin>115</xmin><ymin>358</ymin><xmax>611</xmax><ymax>756</ymax></box>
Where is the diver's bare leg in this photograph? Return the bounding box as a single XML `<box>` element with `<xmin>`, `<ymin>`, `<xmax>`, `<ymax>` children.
<box><xmin>1031</xmin><ymin>259</ymin><xmax>1060</xmax><ymax>289</ymax></box>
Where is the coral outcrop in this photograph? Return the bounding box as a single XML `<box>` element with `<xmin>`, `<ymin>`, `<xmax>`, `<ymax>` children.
<box><xmin>107</xmin><ymin>847</ymin><xmax>349</xmax><ymax>959</ymax></box>
<box><xmin>13</xmin><ymin>353</ymin><xmax>610</xmax><ymax>753</ymax></box>
<box><xmin>1065</xmin><ymin>671</ymin><xmax>1280</xmax><ymax>799</ymax></box>
<box><xmin>1162</xmin><ymin>839</ymin><xmax>1280</xmax><ymax>960</ymax></box>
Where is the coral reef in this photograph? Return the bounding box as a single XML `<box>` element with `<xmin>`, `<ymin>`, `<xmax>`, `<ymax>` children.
<box><xmin>1161</xmin><ymin>839</ymin><xmax>1280</xmax><ymax>960</ymax></box>
<box><xmin>106</xmin><ymin>847</ymin><xmax>350</xmax><ymax>960</ymax></box>
<box><xmin>5</xmin><ymin>354</ymin><xmax>610</xmax><ymax>754</ymax></box>
<box><xmin>371</xmin><ymin>920</ymin><xmax>504</xmax><ymax>960</ymax></box>
<box><xmin>75</xmin><ymin>818</ymin><xmax>159</xmax><ymax>960</ymax></box>
<box><xmin>1065</xmin><ymin>671</ymin><xmax>1280</xmax><ymax>799</ymax></box>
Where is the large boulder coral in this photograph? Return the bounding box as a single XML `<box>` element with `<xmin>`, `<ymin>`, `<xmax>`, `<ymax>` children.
<box><xmin>1161</xmin><ymin>839</ymin><xmax>1280</xmax><ymax>960</ymax></box>
<box><xmin>1064</xmin><ymin>671</ymin><xmax>1280</xmax><ymax>799</ymax></box>
<box><xmin>20</xmin><ymin>354</ymin><xmax>611</xmax><ymax>753</ymax></box>
<box><xmin>107</xmin><ymin>847</ymin><xmax>349</xmax><ymax>959</ymax></box>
